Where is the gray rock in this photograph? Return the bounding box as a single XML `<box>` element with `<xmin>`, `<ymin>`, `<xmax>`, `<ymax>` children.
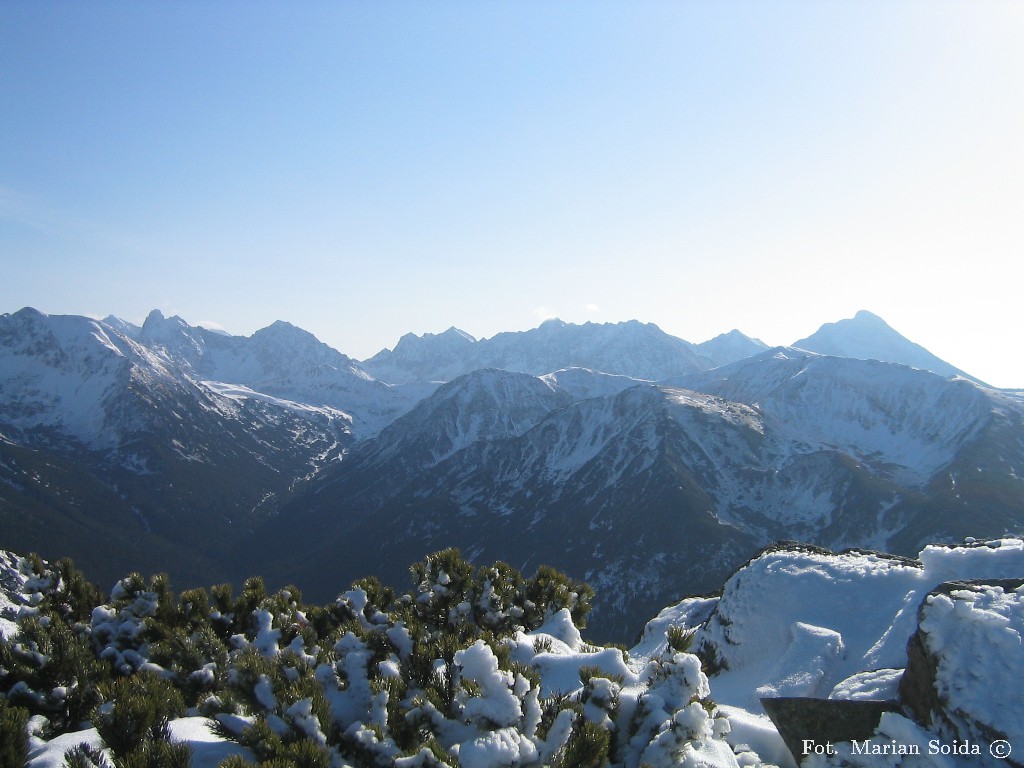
<box><xmin>760</xmin><ymin>696</ymin><xmax>898</xmax><ymax>765</ymax></box>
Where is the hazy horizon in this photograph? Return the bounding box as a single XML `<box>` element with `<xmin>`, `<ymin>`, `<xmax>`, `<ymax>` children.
<box><xmin>3</xmin><ymin>2</ymin><xmax>1023</xmax><ymax>386</ymax></box>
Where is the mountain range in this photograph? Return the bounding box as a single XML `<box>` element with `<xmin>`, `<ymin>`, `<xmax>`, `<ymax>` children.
<box><xmin>1</xmin><ymin>306</ymin><xmax>1022</xmax><ymax>640</ymax></box>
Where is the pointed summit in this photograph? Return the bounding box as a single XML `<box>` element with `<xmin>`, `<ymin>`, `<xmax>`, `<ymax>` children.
<box><xmin>441</xmin><ymin>326</ymin><xmax>476</xmax><ymax>343</ymax></box>
<box><xmin>793</xmin><ymin>310</ymin><xmax>981</xmax><ymax>384</ymax></box>
<box><xmin>696</xmin><ymin>329</ymin><xmax>769</xmax><ymax>368</ymax></box>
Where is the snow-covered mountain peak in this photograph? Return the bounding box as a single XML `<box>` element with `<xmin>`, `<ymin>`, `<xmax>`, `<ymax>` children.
<box><xmin>248</xmin><ymin>319</ymin><xmax>361</xmax><ymax>369</ymax></box>
<box><xmin>254</xmin><ymin>318</ymin><xmax>311</xmax><ymax>339</ymax></box>
<box><xmin>793</xmin><ymin>310</ymin><xmax>979</xmax><ymax>384</ymax></box>
<box><xmin>853</xmin><ymin>308</ymin><xmax>885</xmax><ymax>323</ymax></box>
<box><xmin>478</xmin><ymin>318</ymin><xmax>705</xmax><ymax>380</ymax></box>
<box><xmin>2</xmin><ymin>307</ymin><xmax>143</xmax><ymax>369</ymax></box>
<box><xmin>361</xmin><ymin>318</ymin><xmax>709</xmax><ymax>385</ymax></box>
<box><xmin>362</xmin><ymin>326</ymin><xmax>479</xmax><ymax>385</ymax></box>
<box><xmin>101</xmin><ymin>314</ymin><xmax>141</xmax><ymax>339</ymax></box>
<box><xmin>392</xmin><ymin>325</ymin><xmax>478</xmax><ymax>353</ymax></box>
<box><xmin>537</xmin><ymin>317</ymin><xmax>568</xmax><ymax>330</ymax></box>
<box><xmin>140</xmin><ymin>308</ymin><xmax>189</xmax><ymax>336</ymax></box>
<box><xmin>443</xmin><ymin>326</ymin><xmax>476</xmax><ymax>342</ymax></box>
<box><xmin>11</xmin><ymin>306</ymin><xmax>47</xmax><ymax>322</ymax></box>
<box><xmin>695</xmin><ymin>329</ymin><xmax>770</xmax><ymax>368</ymax></box>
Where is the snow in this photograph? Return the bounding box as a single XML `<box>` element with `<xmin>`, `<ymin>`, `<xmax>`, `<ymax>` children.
<box><xmin>628</xmin><ymin>595</ymin><xmax>719</xmax><ymax>660</ymax></box>
<box><xmin>753</xmin><ymin>622</ymin><xmax>845</xmax><ymax>700</ymax></box>
<box><xmin>362</xmin><ymin>318</ymin><xmax>706</xmax><ymax>385</ymax></box>
<box><xmin>454</xmin><ymin>727</ymin><xmax>538</xmax><ymax>768</ymax></box>
<box><xmin>828</xmin><ymin>669</ymin><xmax>903</xmax><ymax>701</ymax></box>
<box><xmin>541</xmin><ymin>366</ymin><xmax>651</xmax><ymax>401</ymax></box>
<box><xmin>0</xmin><ymin>550</ymin><xmax>28</xmax><ymax>640</ymax></box>
<box><xmin>685</xmin><ymin>540</ymin><xmax>1024</xmax><ymax>713</ymax></box>
<box><xmin>793</xmin><ymin>310</ymin><xmax>975</xmax><ymax>384</ymax></box>
<box><xmin>691</xmin><ymin>547</ymin><xmax>924</xmax><ymax>711</ymax></box>
<box><xmin>454</xmin><ymin>641</ymin><xmax>524</xmax><ymax>728</ymax></box>
<box><xmin>803</xmin><ymin>712</ymin><xmax>958</xmax><ymax>768</ymax></box>
<box><xmin>716</xmin><ymin>706</ymin><xmax>792</xmax><ymax>768</ymax></box>
<box><xmin>624</xmin><ymin>539</ymin><xmax>1024</xmax><ymax>767</ymax></box>
<box><xmin>201</xmin><ymin>380</ymin><xmax>353</xmax><ymax>424</ymax></box>
<box><xmin>679</xmin><ymin>351</ymin><xmax>993</xmax><ymax>487</ymax></box>
<box><xmin>26</xmin><ymin>718</ymin><xmax>253</xmax><ymax>768</ymax></box>
<box><xmin>919</xmin><ymin>582</ymin><xmax>1024</xmax><ymax>747</ymax></box>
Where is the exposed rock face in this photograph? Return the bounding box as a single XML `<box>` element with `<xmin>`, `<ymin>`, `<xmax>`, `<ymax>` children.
<box><xmin>760</xmin><ymin>697</ymin><xmax>897</xmax><ymax>765</ymax></box>
<box><xmin>899</xmin><ymin>578</ymin><xmax>1024</xmax><ymax>767</ymax></box>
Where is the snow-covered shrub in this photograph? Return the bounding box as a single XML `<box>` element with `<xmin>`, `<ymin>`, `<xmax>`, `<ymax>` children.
<box><xmin>579</xmin><ymin>666</ymin><xmax>623</xmax><ymax>734</ymax></box>
<box><xmin>523</xmin><ymin>565</ymin><xmax>595</xmax><ymax>632</ymax></box>
<box><xmin>92</xmin><ymin>672</ymin><xmax>187</xmax><ymax>759</ymax></box>
<box><xmin>0</xmin><ymin>614</ymin><xmax>111</xmax><ymax>732</ymax></box>
<box><xmin>63</xmin><ymin>737</ymin><xmax>193</xmax><ymax>768</ymax></box>
<box><xmin>90</xmin><ymin>572</ymin><xmax>166</xmax><ymax>675</ymax></box>
<box><xmin>20</xmin><ymin>555</ymin><xmax>104</xmax><ymax>626</ymax></box>
<box><xmin>2</xmin><ymin>548</ymin><xmax>748</xmax><ymax>768</ymax></box>
<box><xmin>147</xmin><ymin>623</ymin><xmax>228</xmax><ymax>705</ymax></box>
<box><xmin>474</xmin><ymin>562</ymin><xmax>527</xmax><ymax>633</ymax></box>
<box><xmin>666</xmin><ymin>625</ymin><xmax>695</xmax><ymax>655</ymax></box>
<box><xmin>410</xmin><ymin>548</ymin><xmax>478</xmax><ymax>632</ymax></box>
<box><xmin>621</xmin><ymin>649</ymin><xmax>722</xmax><ymax>768</ymax></box>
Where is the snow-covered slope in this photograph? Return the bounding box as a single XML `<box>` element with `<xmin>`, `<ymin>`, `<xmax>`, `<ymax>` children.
<box><xmin>350</xmin><ymin>369</ymin><xmax>572</xmax><ymax>470</ymax></box>
<box><xmin>0</xmin><ymin>307</ymin><xmax>178</xmax><ymax>450</ymax></box>
<box><xmin>540</xmin><ymin>367</ymin><xmax>652</xmax><ymax>401</ymax></box>
<box><xmin>793</xmin><ymin>310</ymin><xmax>980</xmax><ymax>384</ymax></box>
<box><xmin>0</xmin><ymin>308</ymin><xmax>353</xmax><ymax>589</ymax></box>
<box><xmin>0</xmin><ymin>549</ymin><xmax>27</xmax><ymax>640</ymax></box>
<box><xmin>137</xmin><ymin>310</ymin><xmax>425</xmax><ymax>436</ymax></box>
<box><xmin>679</xmin><ymin>348</ymin><xmax>993</xmax><ymax>486</ymax></box>
<box><xmin>690</xmin><ymin>538</ymin><xmax>1024</xmax><ymax>710</ymax></box>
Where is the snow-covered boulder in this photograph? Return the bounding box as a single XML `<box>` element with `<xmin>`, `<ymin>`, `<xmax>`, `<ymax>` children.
<box><xmin>690</xmin><ymin>544</ymin><xmax>924</xmax><ymax>711</ymax></box>
<box><xmin>633</xmin><ymin>539</ymin><xmax>1024</xmax><ymax>767</ymax></box>
<box><xmin>668</xmin><ymin>539</ymin><xmax>1024</xmax><ymax>713</ymax></box>
<box><xmin>900</xmin><ymin>578</ymin><xmax>1024</xmax><ymax>766</ymax></box>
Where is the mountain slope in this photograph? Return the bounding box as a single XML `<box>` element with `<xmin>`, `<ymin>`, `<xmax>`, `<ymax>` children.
<box><xmin>253</xmin><ymin>357</ymin><xmax>1024</xmax><ymax>640</ymax></box>
<box><xmin>793</xmin><ymin>310</ymin><xmax>981</xmax><ymax>383</ymax></box>
<box><xmin>251</xmin><ymin>382</ymin><xmax>767</xmax><ymax>640</ymax></box>
<box><xmin>0</xmin><ymin>308</ymin><xmax>353</xmax><ymax>588</ymax></box>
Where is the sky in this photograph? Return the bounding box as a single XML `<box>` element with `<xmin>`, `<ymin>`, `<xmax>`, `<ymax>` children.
<box><xmin>2</xmin><ymin>2</ymin><xmax>1023</xmax><ymax>386</ymax></box>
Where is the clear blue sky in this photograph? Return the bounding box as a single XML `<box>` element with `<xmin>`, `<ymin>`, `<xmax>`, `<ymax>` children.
<box><xmin>3</xmin><ymin>2</ymin><xmax>1023</xmax><ymax>386</ymax></box>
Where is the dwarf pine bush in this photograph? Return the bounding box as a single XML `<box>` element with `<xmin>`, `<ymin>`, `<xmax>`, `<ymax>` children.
<box><xmin>0</xmin><ymin>698</ymin><xmax>29</xmax><ymax>768</ymax></box>
<box><xmin>93</xmin><ymin>673</ymin><xmax>186</xmax><ymax>758</ymax></box>
<box><xmin>0</xmin><ymin>548</ymin><xmax>731</xmax><ymax>768</ymax></box>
